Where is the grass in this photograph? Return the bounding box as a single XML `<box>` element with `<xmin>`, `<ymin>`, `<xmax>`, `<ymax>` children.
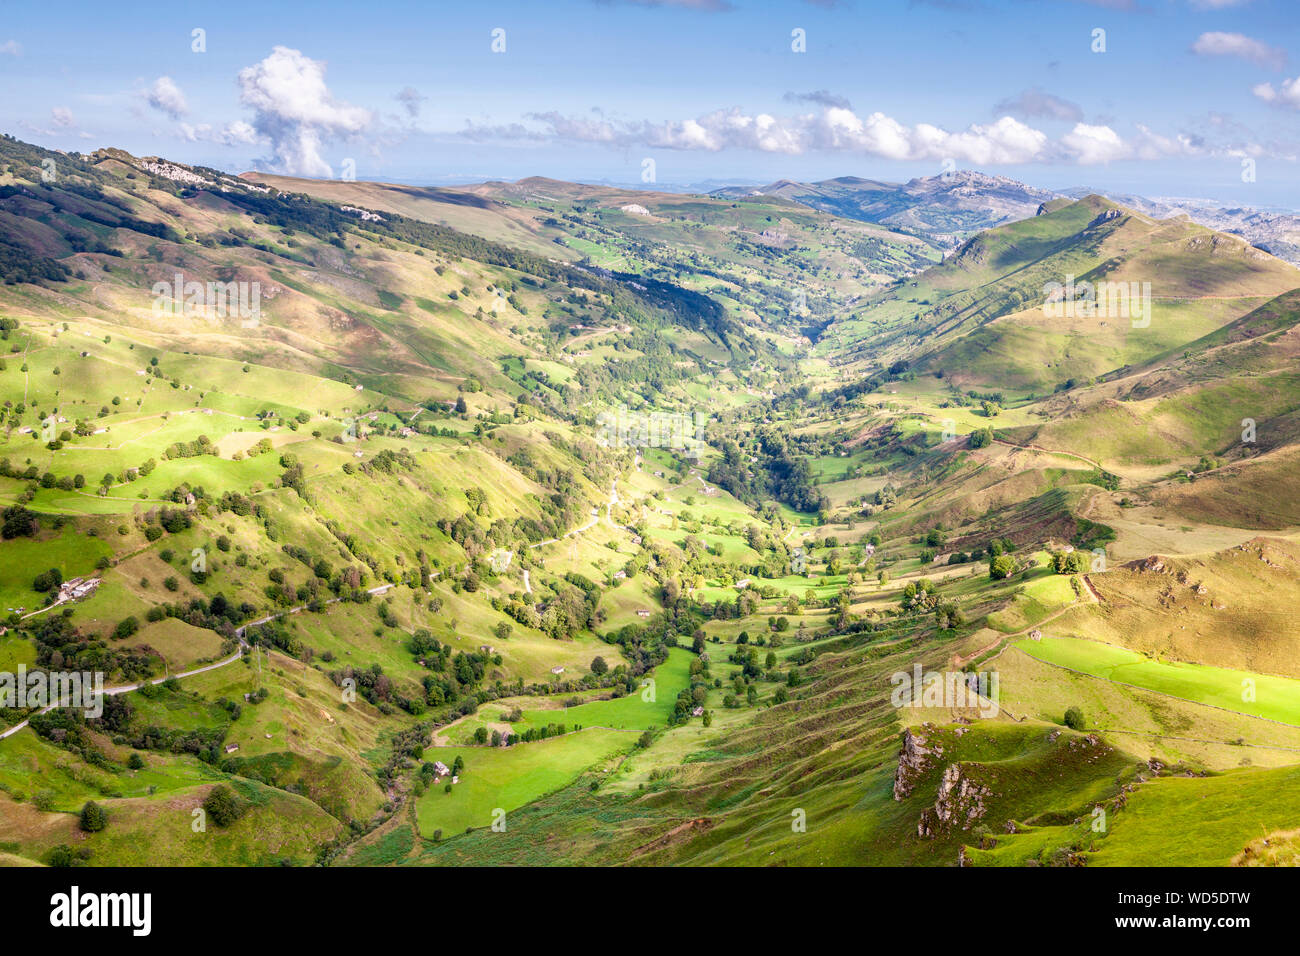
<box><xmin>1091</xmin><ymin>763</ymin><xmax>1300</xmax><ymax>866</ymax></box>
<box><xmin>986</xmin><ymin>566</ymin><xmax>1077</xmax><ymax>633</ymax></box>
<box><xmin>0</xmin><ymin>729</ymin><xmax>223</xmax><ymax>810</ymax></box>
<box><xmin>2</xmin><ymin>144</ymin><xmax>1299</xmax><ymax>869</ymax></box>
<box><xmin>414</xmin><ymin>728</ymin><xmax>634</xmax><ymax>838</ymax></box>
<box><xmin>442</xmin><ymin>647</ymin><xmax>693</xmax><ymax>745</ymax></box>
<box><xmin>1016</xmin><ymin>636</ymin><xmax>1300</xmax><ymax>726</ymax></box>
<box><xmin>73</xmin><ymin>779</ymin><xmax>342</xmax><ymax>865</ymax></box>
<box><xmin>0</xmin><ymin>525</ymin><xmax>112</xmax><ymax>612</ymax></box>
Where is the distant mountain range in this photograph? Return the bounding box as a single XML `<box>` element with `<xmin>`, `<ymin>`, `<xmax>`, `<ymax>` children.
<box><xmin>710</xmin><ymin>171</ymin><xmax>1300</xmax><ymax>267</ymax></box>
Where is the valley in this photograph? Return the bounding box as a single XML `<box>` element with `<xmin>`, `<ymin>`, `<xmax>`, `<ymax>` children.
<box><xmin>1</xmin><ymin>129</ymin><xmax>1299</xmax><ymax>870</ymax></box>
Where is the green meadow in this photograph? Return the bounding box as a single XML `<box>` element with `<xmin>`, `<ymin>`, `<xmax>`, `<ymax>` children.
<box><xmin>1016</xmin><ymin>636</ymin><xmax>1300</xmax><ymax>725</ymax></box>
<box><xmin>415</xmin><ymin>728</ymin><xmax>634</xmax><ymax>838</ymax></box>
<box><xmin>444</xmin><ymin>647</ymin><xmax>693</xmax><ymax>745</ymax></box>
<box><xmin>1092</xmin><ymin>764</ymin><xmax>1300</xmax><ymax>866</ymax></box>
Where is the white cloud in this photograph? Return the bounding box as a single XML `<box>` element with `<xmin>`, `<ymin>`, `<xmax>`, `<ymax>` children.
<box><xmin>51</xmin><ymin>106</ymin><xmax>75</xmax><ymax>129</ymax></box>
<box><xmin>933</xmin><ymin>116</ymin><xmax>1050</xmax><ymax>165</ymax></box>
<box><xmin>475</xmin><ymin>106</ymin><xmax>1055</xmax><ymax>165</ymax></box>
<box><xmin>1130</xmin><ymin>125</ymin><xmax>1203</xmax><ymax>160</ymax></box>
<box><xmin>147</xmin><ymin>76</ymin><xmax>189</xmax><ymax>119</ymax></box>
<box><xmin>0</xmin><ymin>40</ymin><xmax>20</xmax><ymax>56</ymax></box>
<box><xmin>1060</xmin><ymin>123</ymin><xmax>1129</xmax><ymax>164</ymax></box>
<box><xmin>223</xmin><ymin>120</ymin><xmax>258</xmax><ymax>145</ymax></box>
<box><xmin>180</xmin><ymin>120</ymin><xmax>259</xmax><ymax>146</ymax></box>
<box><xmin>465</xmin><ymin>100</ymin><xmax>1284</xmax><ymax>167</ymax></box>
<box><xmin>1192</xmin><ymin>32</ymin><xmax>1286</xmax><ymax>70</ymax></box>
<box><xmin>236</xmin><ymin>46</ymin><xmax>372</xmax><ymax>177</ymax></box>
<box><xmin>1253</xmin><ymin>77</ymin><xmax>1300</xmax><ymax>109</ymax></box>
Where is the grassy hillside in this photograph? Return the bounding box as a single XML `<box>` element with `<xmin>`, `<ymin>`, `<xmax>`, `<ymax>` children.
<box><xmin>2</xmin><ymin>129</ymin><xmax>1299</xmax><ymax>869</ymax></box>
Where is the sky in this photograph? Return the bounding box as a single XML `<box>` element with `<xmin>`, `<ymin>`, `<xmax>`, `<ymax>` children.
<box><xmin>2</xmin><ymin>0</ymin><xmax>1298</xmax><ymax>206</ymax></box>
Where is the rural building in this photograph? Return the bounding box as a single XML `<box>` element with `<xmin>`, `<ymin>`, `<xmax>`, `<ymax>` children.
<box><xmin>58</xmin><ymin>577</ymin><xmax>101</xmax><ymax>603</ymax></box>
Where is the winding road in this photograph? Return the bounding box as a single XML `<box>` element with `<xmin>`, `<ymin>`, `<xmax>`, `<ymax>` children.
<box><xmin>0</xmin><ymin>582</ymin><xmax>396</xmax><ymax>741</ymax></box>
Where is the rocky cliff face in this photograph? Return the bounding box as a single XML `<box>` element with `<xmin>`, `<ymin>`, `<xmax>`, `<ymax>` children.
<box><xmin>893</xmin><ymin>727</ymin><xmax>941</xmax><ymax>801</ymax></box>
<box><xmin>918</xmin><ymin>763</ymin><xmax>993</xmax><ymax>837</ymax></box>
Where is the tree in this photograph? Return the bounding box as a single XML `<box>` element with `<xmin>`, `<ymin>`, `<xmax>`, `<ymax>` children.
<box><xmin>79</xmin><ymin>801</ymin><xmax>108</xmax><ymax>833</ymax></box>
<box><xmin>935</xmin><ymin>601</ymin><xmax>964</xmax><ymax>630</ymax></box>
<box><xmin>2</xmin><ymin>505</ymin><xmax>38</xmax><ymax>539</ymax></box>
<box><xmin>989</xmin><ymin>554</ymin><xmax>1016</xmax><ymax>580</ymax></box>
<box><xmin>969</xmin><ymin>427</ymin><xmax>993</xmax><ymax>449</ymax></box>
<box><xmin>202</xmin><ymin>785</ymin><xmax>248</xmax><ymax>827</ymax></box>
<box><xmin>33</xmin><ymin>567</ymin><xmax>62</xmax><ymax>594</ymax></box>
<box><xmin>46</xmin><ymin>844</ymin><xmax>85</xmax><ymax>868</ymax></box>
<box><xmin>1063</xmin><ymin>706</ymin><xmax>1086</xmax><ymax>730</ymax></box>
<box><xmin>590</xmin><ymin>655</ymin><xmax>608</xmax><ymax>675</ymax></box>
<box><xmin>637</xmin><ymin>730</ymin><xmax>654</xmax><ymax>749</ymax></box>
<box><xmin>1052</xmin><ymin>550</ymin><xmax>1088</xmax><ymax>574</ymax></box>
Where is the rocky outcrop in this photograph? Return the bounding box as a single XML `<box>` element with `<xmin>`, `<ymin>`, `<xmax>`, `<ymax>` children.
<box><xmin>1128</xmin><ymin>554</ymin><xmax>1167</xmax><ymax>574</ymax></box>
<box><xmin>918</xmin><ymin>763</ymin><xmax>992</xmax><ymax>837</ymax></box>
<box><xmin>893</xmin><ymin>727</ymin><xmax>941</xmax><ymax>801</ymax></box>
<box><xmin>1089</xmin><ymin>208</ymin><xmax>1123</xmax><ymax>228</ymax></box>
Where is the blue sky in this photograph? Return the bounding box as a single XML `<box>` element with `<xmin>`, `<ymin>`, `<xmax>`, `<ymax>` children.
<box><xmin>2</xmin><ymin>0</ymin><xmax>1298</xmax><ymax>205</ymax></box>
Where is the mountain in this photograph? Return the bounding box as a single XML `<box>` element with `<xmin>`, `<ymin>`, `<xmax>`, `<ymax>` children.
<box><xmin>829</xmin><ymin>193</ymin><xmax>1300</xmax><ymax>394</ymax></box>
<box><xmin>712</xmin><ymin>171</ymin><xmax>1060</xmax><ymax>244</ymax></box>
<box><xmin>1059</xmin><ymin>187</ymin><xmax>1300</xmax><ymax>269</ymax></box>
<box><xmin>3</xmin><ymin>132</ymin><xmax>1300</xmax><ymax>870</ymax></box>
<box><xmin>713</xmin><ymin>172</ymin><xmax>1300</xmax><ymax>270</ymax></box>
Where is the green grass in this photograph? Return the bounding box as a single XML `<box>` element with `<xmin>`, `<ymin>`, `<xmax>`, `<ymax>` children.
<box><xmin>414</xmin><ymin>728</ymin><xmax>633</xmax><ymax>838</ymax></box>
<box><xmin>1016</xmin><ymin>636</ymin><xmax>1300</xmax><ymax>725</ymax></box>
<box><xmin>75</xmin><ymin>778</ymin><xmax>342</xmax><ymax>865</ymax></box>
<box><xmin>1091</xmin><ymin>763</ymin><xmax>1300</xmax><ymax>866</ymax></box>
<box><xmin>0</xmin><ymin>525</ymin><xmax>112</xmax><ymax>612</ymax></box>
<box><xmin>444</xmin><ymin>647</ymin><xmax>693</xmax><ymax>744</ymax></box>
<box><xmin>0</xmin><ymin>729</ymin><xmax>224</xmax><ymax>810</ymax></box>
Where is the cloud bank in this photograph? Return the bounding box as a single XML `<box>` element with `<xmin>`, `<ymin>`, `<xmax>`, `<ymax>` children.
<box><xmin>464</xmin><ymin>103</ymin><xmax>1220</xmax><ymax>166</ymax></box>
